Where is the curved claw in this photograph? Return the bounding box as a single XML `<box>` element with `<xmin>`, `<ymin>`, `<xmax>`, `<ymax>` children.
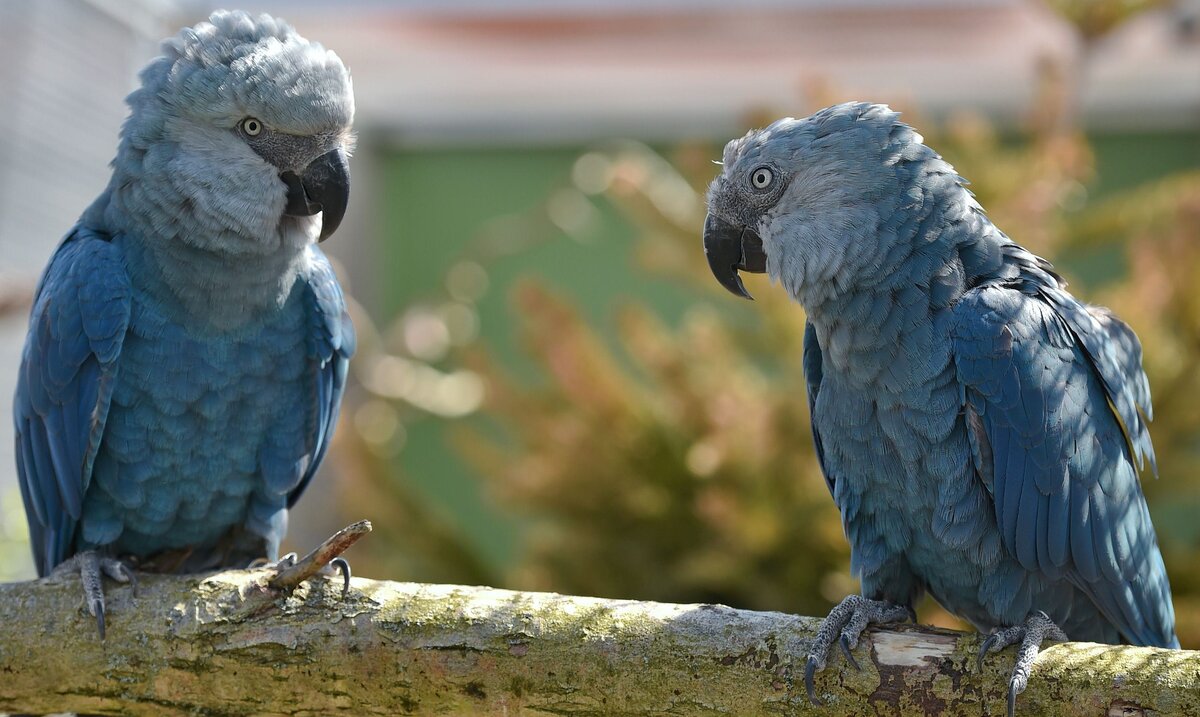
<box><xmin>977</xmin><ymin>633</ymin><xmax>999</xmax><ymax>671</ymax></box>
<box><xmin>804</xmin><ymin>655</ymin><xmax>823</xmax><ymax>706</ymax></box>
<box><xmin>1007</xmin><ymin>677</ymin><xmax>1019</xmax><ymax>717</ymax></box>
<box><xmin>60</xmin><ymin>551</ymin><xmax>136</xmax><ymax>641</ymax></box>
<box><xmin>839</xmin><ymin>633</ymin><xmax>861</xmax><ymax>671</ymax></box>
<box><xmin>330</xmin><ymin>557</ymin><xmax>351</xmax><ymax>598</ymax></box>
<box><xmin>94</xmin><ymin>601</ymin><xmax>106</xmax><ymax>641</ymax></box>
<box><xmin>104</xmin><ymin>560</ymin><xmax>139</xmax><ymax>599</ymax></box>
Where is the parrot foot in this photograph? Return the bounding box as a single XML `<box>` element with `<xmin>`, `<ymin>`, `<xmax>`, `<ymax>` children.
<box><xmin>260</xmin><ymin>553</ymin><xmax>351</xmax><ymax>598</ymax></box>
<box><xmin>803</xmin><ymin>594</ymin><xmax>913</xmax><ymax>705</ymax></box>
<box><xmin>253</xmin><ymin>552</ymin><xmax>298</xmax><ymax>570</ymax></box>
<box><xmin>976</xmin><ymin>610</ymin><xmax>1068</xmax><ymax>717</ymax></box>
<box><xmin>51</xmin><ymin>551</ymin><xmax>137</xmax><ymax>640</ymax></box>
<box><xmin>264</xmin><ymin>521</ymin><xmax>370</xmax><ymax>599</ymax></box>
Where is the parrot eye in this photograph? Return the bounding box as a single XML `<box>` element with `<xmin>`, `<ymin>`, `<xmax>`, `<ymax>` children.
<box><xmin>750</xmin><ymin>166</ymin><xmax>774</xmax><ymax>190</ymax></box>
<box><xmin>240</xmin><ymin>117</ymin><xmax>264</xmax><ymax>137</ymax></box>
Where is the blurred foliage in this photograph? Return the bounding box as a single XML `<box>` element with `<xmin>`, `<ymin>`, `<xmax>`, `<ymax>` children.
<box><xmin>455</xmin><ymin>280</ymin><xmax>847</xmax><ymax>612</ymax></box>
<box><xmin>1044</xmin><ymin>0</ymin><xmax>1173</xmax><ymax>40</ymax></box>
<box><xmin>0</xmin><ymin>486</ymin><xmax>31</xmax><ymax>582</ymax></box>
<box><xmin>337</xmin><ymin>2</ymin><xmax>1200</xmax><ymax>646</ymax></box>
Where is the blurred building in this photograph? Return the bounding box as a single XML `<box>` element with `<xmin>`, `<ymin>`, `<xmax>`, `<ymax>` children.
<box><xmin>176</xmin><ymin>0</ymin><xmax>1198</xmax><ymax>144</ymax></box>
<box><xmin>1084</xmin><ymin>0</ymin><xmax>1200</xmax><ymax>127</ymax></box>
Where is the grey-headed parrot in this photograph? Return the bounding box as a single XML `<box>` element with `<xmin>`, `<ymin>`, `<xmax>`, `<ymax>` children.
<box><xmin>14</xmin><ymin>10</ymin><xmax>356</xmax><ymax>636</ymax></box>
<box><xmin>703</xmin><ymin>102</ymin><xmax>1176</xmax><ymax>715</ymax></box>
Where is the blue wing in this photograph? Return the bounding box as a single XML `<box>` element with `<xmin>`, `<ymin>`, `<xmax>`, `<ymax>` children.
<box><xmin>285</xmin><ymin>248</ymin><xmax>356</xmax><ymax>509</ymax></box>
<box><xmin>951</xmin><ymin>282</ymin><xmax>1177</xmax><ymax>647</ymax></box>
<box><xmin>802</xmin><ymin>320</ymin><xmax>836</xmax><ymax>498</ymax></box>
<box><xmin>14</xmin><ymin>227</ymin><xmax>132</xmax><ymax>576</ymax></box>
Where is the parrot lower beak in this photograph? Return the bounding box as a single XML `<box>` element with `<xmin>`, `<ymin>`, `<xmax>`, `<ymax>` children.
<box><xmin>702</xmin><ymin>213</ymin><xmax>767</xmax><ymax>300</ymax></box>
<box><xmin>281</xmin><ymin>148</ymin><xmax>351</xmax><ymax>242</ymax></box>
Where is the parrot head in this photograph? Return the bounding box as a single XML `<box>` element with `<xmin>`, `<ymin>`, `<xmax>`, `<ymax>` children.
<box><xmin>703</xmin><ymin>102</ymin><xmax>938</xmax><ymax>305</ymax></box>
<box><xmin>104</xmin><ymin>10</ymin><xmax>354</xmax><ymax>253</ymax></box>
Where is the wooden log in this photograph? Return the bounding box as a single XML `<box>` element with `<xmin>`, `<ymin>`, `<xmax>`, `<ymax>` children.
<box><xmin>1</xmin><ymin>571</ymin><xmax>1196</xmax><ymax>715</ymax></box>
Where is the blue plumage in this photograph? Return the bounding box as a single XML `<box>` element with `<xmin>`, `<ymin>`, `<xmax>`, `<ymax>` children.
<box><xmin>953</xmin><ymin>283</ymin><xmax>1174</xmax><ymax>647</ymax></box>
<box><xmin>14</xmin><ymin>11</ymin><xmax>355</xmax><ymax>584</ymax></box>
<box><xmin>16</xmin><ymin>231</ymin><xmax>129</xmax><ymax>574</ymax></box>
<box><xmin>703</xmin><ymin>102</ymin><xmax>1177</xmax><ymax>704</ymax></box>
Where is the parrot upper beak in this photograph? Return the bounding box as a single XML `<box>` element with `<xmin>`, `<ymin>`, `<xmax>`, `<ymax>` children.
<box><xmin>281</xmin><ymin>148</ymin><xmax>351</xmax><ymax>242</ymax></box>
<box><xmin>702</xmin><ymin>213</ymin><xmax>768</xmax><ymax>300</ymax></box>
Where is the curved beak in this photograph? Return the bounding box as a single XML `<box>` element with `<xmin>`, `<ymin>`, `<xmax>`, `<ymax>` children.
<box><xmin>281</xmin><ymin>148</ymin><xmax>351</xmax><ymax>242</ymax></box>
<box><xmin>702</xmin><ymin>213</ymin><xmax>768</xmax><ymax>300</ymax></box>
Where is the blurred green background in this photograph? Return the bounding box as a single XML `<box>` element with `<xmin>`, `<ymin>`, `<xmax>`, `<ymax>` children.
<box><xmin>2</xmin><ymin>0</ymin><xmax>1199</xmax><ymax>650</ymax></box>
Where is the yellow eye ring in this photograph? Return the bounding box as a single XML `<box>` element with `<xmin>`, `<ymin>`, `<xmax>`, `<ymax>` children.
<box><xmin>241</xmin><ymin>117</ymin><xmax>263</xmax><ymax>137</ymax></box>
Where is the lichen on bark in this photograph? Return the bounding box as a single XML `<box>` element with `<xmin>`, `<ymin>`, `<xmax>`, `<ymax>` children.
<box><xmin>0</xmin><ymin>572</ymin><xmax>1196</xmax><ymax>715</ymax></box>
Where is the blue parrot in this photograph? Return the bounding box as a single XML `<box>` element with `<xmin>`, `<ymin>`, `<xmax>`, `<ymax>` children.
<box><xmin>14</xmin><ymin>11</ymin><xmax>355</xmax><ymax>636</ymax></box>
<box><xmin>703</xmin><ymin>103</ymin><xmax>1177</xmax><ymax>714</ymax></box>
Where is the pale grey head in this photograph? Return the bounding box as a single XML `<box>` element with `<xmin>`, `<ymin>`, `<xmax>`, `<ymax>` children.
<box><xmin>88</xmin><ymin>10</ymin><xmax>355</xmax><ymax>256</ymax></box>
<box><xmin>704</xmin><ymin>102</ymin><xmax>945</xmax><ymax>307</ymax></box>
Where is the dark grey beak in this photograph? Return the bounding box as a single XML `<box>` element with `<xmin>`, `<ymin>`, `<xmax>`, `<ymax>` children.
<box><xmin>702</xmin><ymin>213</ymin><xmax>768</xmax><ymax>300</ymax></box>
<box><xmin>281</xmin><ymin>148</ymin><xmax>351</xmax><ymax>242</ymax></box>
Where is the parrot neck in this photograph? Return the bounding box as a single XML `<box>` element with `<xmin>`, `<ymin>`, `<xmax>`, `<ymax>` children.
<box><xmin>804</xmin><ymin>282</ymin><xmax>943</xmax><ymax>384</ymax></box>
<box><xmin>116</xmin><ymin>230</ymin><xmax>308</xmax><ymax>332</ymax></box>
<box><xmin>82</xmin><ymin>167</ymin><xmax>317</xmax><ymax>331</ymax></box>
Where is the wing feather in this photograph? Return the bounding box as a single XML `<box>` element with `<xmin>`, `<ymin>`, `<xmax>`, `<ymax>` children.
<box><xmin>952</xmin><ymin>284</ymin><xmax>1176</xmax><ymax>647</ymax></box>
<box><xmin>802</xmin><ymin>320</ymin><xmax>836</xmax><ymax>498</ymax></box>
<box><xmin>14</xmin><ymin>227</ymin><xmax>131</xmax><ymax>575</ymax></box>
<box><xmin>285</xmin><ymin>248</ymin><xmax>355</xmax><ymax>509</ymax></box>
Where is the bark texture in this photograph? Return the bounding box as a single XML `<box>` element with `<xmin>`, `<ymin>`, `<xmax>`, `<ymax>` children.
<box><xmin>0</xmin><ymin>570</ymin><xmax>1196</xmax><ymax>716</ymax></box>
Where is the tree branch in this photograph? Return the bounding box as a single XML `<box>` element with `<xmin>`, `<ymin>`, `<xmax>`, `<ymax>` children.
<box><xmin>0</xmin><ymin>572</ymin><xmax>1195</xmax><ymax>716</ymax></box>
